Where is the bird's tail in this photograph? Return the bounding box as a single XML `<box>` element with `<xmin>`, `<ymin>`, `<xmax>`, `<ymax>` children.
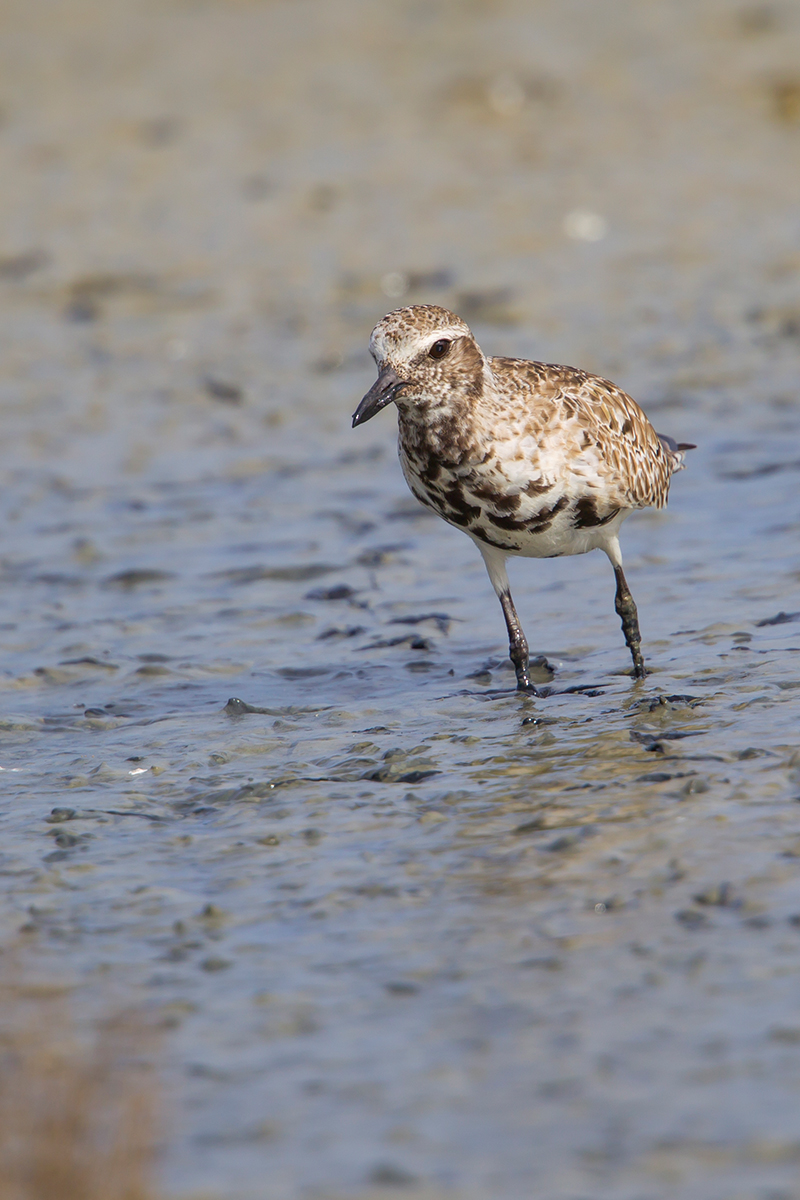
<box><xmin>657</xmin><ymin>432</ymin><xmax>696</xmax><ymax>472</ymax></box>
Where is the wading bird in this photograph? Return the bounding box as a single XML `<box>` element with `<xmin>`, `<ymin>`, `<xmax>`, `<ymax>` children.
<box><xmin>352</xmin><ymin>305</ymin><xmax>692</xmax><ymax>693</ymax></box>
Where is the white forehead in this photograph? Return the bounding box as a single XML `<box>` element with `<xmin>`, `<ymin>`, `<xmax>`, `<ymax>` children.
<box><xmin>369</xmin><ymin>321</ymin><xmax>471</xmax><ymax>365</ymax></box>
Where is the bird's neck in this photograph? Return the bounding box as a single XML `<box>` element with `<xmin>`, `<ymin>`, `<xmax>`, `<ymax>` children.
<box><xmin>400</xmin><ymin>357</ymin><xmax>499</xmax><ymax>461</ymax></box>
<box><xmin>397</xmin><ymin>385</ymin><xmax>492</xmax><ymax>467</ymax></box>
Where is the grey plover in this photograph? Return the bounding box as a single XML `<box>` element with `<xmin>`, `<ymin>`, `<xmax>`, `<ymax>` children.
<box><xmin>352</xmin><ymin>305</ymin><xmax>692</xmax><ymax>693</ymax></box>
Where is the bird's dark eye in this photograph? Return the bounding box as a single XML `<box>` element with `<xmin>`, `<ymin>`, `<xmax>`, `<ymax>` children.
<box><xmin>428</xmin><ymin>339</ymin><xmax>451</xmax><ymax>360</ymax></box>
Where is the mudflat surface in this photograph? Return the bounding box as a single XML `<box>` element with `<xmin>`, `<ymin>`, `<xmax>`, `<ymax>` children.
<box><xmin>2</xmin><ymin>1</ymin><xmax>800</xmax><ymax>1197</ymax></box>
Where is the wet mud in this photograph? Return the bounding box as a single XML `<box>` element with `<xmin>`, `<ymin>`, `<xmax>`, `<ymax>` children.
<box><xmin>2</xmin><ymin>1</ymin><xmax>800</xmax><ymax>1197</ymax></box>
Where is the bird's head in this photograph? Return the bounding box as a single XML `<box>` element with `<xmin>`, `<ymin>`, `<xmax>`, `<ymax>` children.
<box><xmin>352</xmin><ymin>305</ymin><xmax>484</xmax><ymax>427</ymax></box>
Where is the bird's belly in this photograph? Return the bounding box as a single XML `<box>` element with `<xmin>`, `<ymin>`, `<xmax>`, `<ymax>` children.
<box><xmin>400</xmin><ymin>450</ymin><xmax>628</xmax><ymax>559</ymax></box>
<box><xmin>471</xmin><ymin>509</ymin><xmax>626</xmax><ymax>558</ymax></box>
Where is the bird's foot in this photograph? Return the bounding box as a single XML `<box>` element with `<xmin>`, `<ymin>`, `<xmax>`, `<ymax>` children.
<box><xmin>515</xmin><ymin>673</ymin><xmax>544</xmax><ymax>697</ymax></box>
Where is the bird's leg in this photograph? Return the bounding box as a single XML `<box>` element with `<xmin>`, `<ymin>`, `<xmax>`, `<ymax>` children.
<box><xmin>499</xmin><ymin>587</ymin><xmax>540</xmax><ymax>694</ymax></box>
<box><xmin>475</xmin><ymin>540</ymin><xmax>541</xmax><ymax>696</ymax></box>
<box><xmin>613</xmin><ymin>564</ymin><xmax>646</xmax><ymax>679</ymax></box>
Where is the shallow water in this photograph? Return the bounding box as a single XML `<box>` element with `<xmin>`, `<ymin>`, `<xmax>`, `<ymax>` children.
<box><xmin>2</xmin><ymin>1</ymin><xmax>800</xmax><ymax>1197</ymax></box>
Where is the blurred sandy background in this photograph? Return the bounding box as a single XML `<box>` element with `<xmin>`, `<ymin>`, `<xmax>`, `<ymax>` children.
<box><xmin>1</xmin><ymin>0</ymin><xmax>799</xmax><ymax>480</ymax></box>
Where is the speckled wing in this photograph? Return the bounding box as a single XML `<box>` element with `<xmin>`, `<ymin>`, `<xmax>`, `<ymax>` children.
<box><xmin>489</xmin><ymin>358</ymin><xmax>677</xmax><ymax>511</ymax></box>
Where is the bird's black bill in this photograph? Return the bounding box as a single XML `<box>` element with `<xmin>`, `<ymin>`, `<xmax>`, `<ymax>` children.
<box><xmin>352</xmin><ymin>366</ymin><xmax>407</xmax><ymax>427</ymax></box>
